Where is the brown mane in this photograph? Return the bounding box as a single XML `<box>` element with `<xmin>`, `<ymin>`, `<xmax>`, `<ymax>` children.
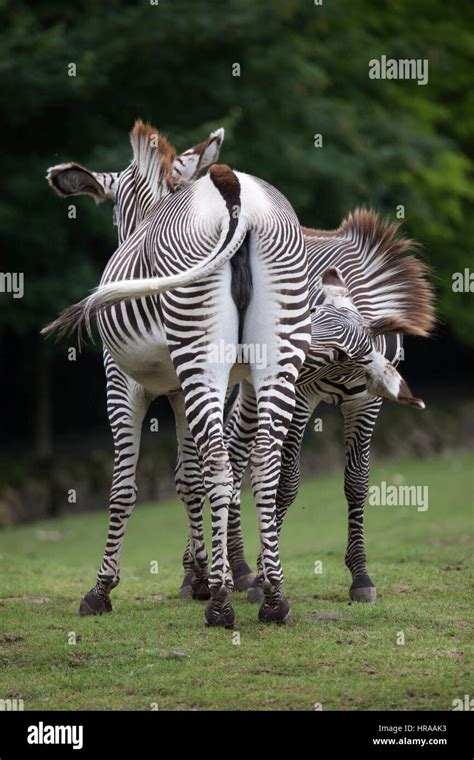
<box><xmin>129</xmin><ymin>119</ymin><xmax>176</xmax><ymax>195</ymax></box>
<box><xmin>304</xmin><ymin>209</ymin><xmax>436</xmax><ymax>337</ymax></box>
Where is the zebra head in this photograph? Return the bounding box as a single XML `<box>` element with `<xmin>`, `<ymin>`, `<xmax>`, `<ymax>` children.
<box><xmin>46</xmin><ymin>120</ymin><xmax>224</xmax><ymax>243</ymax></box>
<box><xmin>310</xmin><ymin>268</ymin><xmax>425</xmax><ymax>409</ymax></box>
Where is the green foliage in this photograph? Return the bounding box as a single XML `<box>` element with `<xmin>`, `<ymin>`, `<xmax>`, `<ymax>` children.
<box><xmin>0</xmin><ymin>453</ymin><xmax>472</xmax><ymax>709</ymax></box>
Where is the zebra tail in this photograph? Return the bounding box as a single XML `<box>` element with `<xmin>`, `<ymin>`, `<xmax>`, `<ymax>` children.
<box><xmin>41</xmin><ymin>166</ymin><xmax>248</xmax><ymax>344</ymax></box>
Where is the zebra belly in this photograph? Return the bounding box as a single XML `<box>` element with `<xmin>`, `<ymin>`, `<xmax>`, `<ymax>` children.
<box><xmin>116</xmin><ymin>349</ymin><xmax>179</xmax><ymax>396</ymax></box>
<box><xmin>125</xmin><ymin>354</ymin><xmax>249</xmax><ymax>398</ymax></box>
<box><xmin>102</xmin><ymin>332</ymin><xmax>180</xmax><ymax>397</ymax></box>
<box><xmin>123</xmin><ymin>355</ymin><xmax>180</xmax><ymax>397</ymax></box>
<box><xmin>103</xmin><ymin>329</ymin><xmax>250</xmax><ymax>399</ymax></box>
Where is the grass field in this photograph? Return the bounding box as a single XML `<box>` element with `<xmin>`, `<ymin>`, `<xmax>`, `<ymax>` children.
<box><xmin>0</xmin><ymin>452</ymin><xmax>472</xmax><ymax>711</ymax></box>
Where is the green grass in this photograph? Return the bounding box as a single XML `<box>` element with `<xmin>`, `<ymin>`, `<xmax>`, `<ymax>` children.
<box><xmin>0</xmin><ymin>452</ymin><xmax>472</xmax><ymax>711</ymax></box>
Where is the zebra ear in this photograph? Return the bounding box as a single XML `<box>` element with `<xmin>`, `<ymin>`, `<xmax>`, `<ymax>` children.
<box><xmin>46</xmin><ymin>163</ymin><xmax>106</xmax><ymax>203</ymax></box>
<box><xmin>320</xmin><ymin>268</ymin><xmax>355</xmax><ymax>309</ymax></box>
<box><xmin>46</xmin><ymin>163</ymin><xmax>113</xmax><ymax>204</ymax></box>
<box><xmin>172</xmin><ymin>128</ymin><xmax>225</xmax><ymax>185</ymax></box>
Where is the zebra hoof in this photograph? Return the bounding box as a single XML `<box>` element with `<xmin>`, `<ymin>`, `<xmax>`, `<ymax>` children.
<box><xmin>232</xmin><ymin>562</ymin><xmax>257</xmax><ymax>592</ymax></box>
<box><xmin>246</xmin><ymin>576</ymin><xmax>265</xmax><ymax>604</ymax></box>
<box><xmin>258</xmin><ymin>597</ymin><xmax>292</xmax><ymax>625</ymax></box>
<box><xmin>204</xmin><ymin>600</ymin><xmax>235</xmax><ymax>628</ymax></box>
<box><xmin>179</xmin><ymin>571</ymin><xmax>194</xmax><ymax>600</ymax></box>
<box><xmin>79</xmin><ymin>589</ymin><xmax>113</xmax><ymax>616</ymax></box>
<box><xmin>350</xmin><ymin>586</ymin><xmax>377</xmax><ymax>603</ymax></box>
<box><xmin>192</xmin><ymin>581</ymin><xmax>212</xmax><ymax>601</ymax></box>
<box><xmin>179</xmin><ymin>584</ymin><xmax>194</xmax><ymax>600</ymax></box>
<box><xmin>191</xmin><ymin>573</ymin><xmax>211</xmax><ymax>601</ymax></box>
<box><xmin>234</xmin><ymin>572</ymin><xmax>257</xmax><ymax>592</ymax></box>
<box><xmin>247</xmin><ymin>584</ymin><xmax>264</xmax><ymax>604</ymax></box>
<box><xmin>350</xmin><ymin>574</ymin><xmax>377</xmax><ymax>603</ymax></box>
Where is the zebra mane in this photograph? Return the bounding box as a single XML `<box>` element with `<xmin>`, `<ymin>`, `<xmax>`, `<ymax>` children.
<box><xmin>129</xmin><ymin>119</ymin><xmax>177</xmax><ymax>199</ymax></box>
<box><xmin>303</xmin><ymin>209</ymin><xmax>436</xmax><ymax>337</ymax></box>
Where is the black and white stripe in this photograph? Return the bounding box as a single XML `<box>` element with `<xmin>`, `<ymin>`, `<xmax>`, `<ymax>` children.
<box><xmin>44</xmin><ymin>123</ymin><xmax>312</xmax><ymax>626</ymax></box>
<box><xmin>224</xmin><ymin>211</ymin><xmax>434</xmax><ymax>604</ymax></box>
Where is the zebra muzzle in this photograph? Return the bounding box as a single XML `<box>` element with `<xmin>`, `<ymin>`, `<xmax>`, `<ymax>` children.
<box><xmin>397</xmin><ymin>378</ymin><xmax>425</xmax><ymax>410</ymax></box>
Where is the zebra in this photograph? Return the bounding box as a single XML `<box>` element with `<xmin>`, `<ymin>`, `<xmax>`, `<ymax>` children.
<box><xmin>222</xmin><ymin>210</ymin><xmax>435</xmax><ymax>606</ymax></box>
<box><xmin>43</xmin><ymin>120</ymin><xmax>312</xmax><ymax>627</ymax></box>
<box><xmin>46</xmin><ymin>121</ymin><xmax>256</xmax><ymax>604</ymax></box>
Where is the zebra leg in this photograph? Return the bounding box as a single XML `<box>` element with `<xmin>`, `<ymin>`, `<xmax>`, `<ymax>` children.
<box><xmin>238</xmin><ymin>222</ymin><xmax>310</xmax><ymax>623</ymax></box>
<box><xmin>80</xmin><ymin>357</ymin><xmax>150</xmax><ymax>616</ymax></box>
<box><xmin>199</xmin><ymin>419</ymin><xmax>235</xmax><ymax>628</ymax></box>
<box><xmin>249</xmin><ymin>389</ymin><xmax>314</xmax><ymax>604</ymax></box>
<box><xmin>180</xmin><ymin>537</ymin><xmax>195</xmax><ymax>599</ymax></box>
<box><xmin>180</xmin><ymin>538</ymin><xmax>198</xmax><ymax>599</ymax></box>
<box><xmin>224</xmin><ymin>379</ymin><xmax>258</xmax><ymax>592</ymax></box>
<box><xmin>250</xmin><ymin>432</ymin><xmax>291</xmax><ymax>624</ymax></box>
<box><xmin>175</xmin><ymin>376</ymin><xmax>235</xmax><ymax>628</ymax></box>
<box><xmin>169</xmin><ymin>393</ymin><xmax>210</xmax><ymax>601</ymax></box>
<box><xmin>248</xmin><ymin>378</ymin><xmax>304</xmax><ymax>626</ymax></box>
<box><xmin>340</xmin><ymin>394</ymin><xmax>383</xmax><ymax>603</ymax></box>
<box><xmin>201</xmin><ymin>422</ymin><xmax>235</xmax><ymax>627</ymax></box>
<box><xmin>275</xmin><ymin>391</ymin><xmax>314</xmax><ymax>527</ymax></box>
<box><xmin>163</xmin><ymin>272</ymin><xmax>239</xmax><ymax>627</ymax></box>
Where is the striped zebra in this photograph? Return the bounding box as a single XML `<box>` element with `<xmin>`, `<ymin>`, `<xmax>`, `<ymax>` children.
<box><xmin>223</xmin><ymin>210</ymin><xmax>435</xmax><ymax>606</ymax></box>
<box><xmin>43</xmin><ymin>120</ymin><xmax>312</xmax><ymax>627</ymax></box>
<box><xmin>46</xmin><ymin>122</ymin><xmax>256</xmax><ymax>604</ymax></box>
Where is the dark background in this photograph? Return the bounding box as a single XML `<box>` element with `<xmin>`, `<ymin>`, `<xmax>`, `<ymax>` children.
<box><xmin>0</xmin><ymin>0</ymin><xmax>472</xmax><ymax>523</ymax></box>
